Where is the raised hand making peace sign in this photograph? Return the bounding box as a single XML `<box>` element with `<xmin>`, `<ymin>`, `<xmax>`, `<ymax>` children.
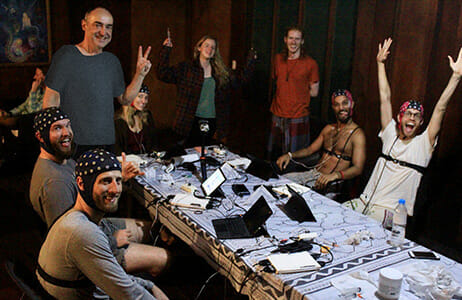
<box><xmin>136</xmin><ymin>45</ymin><xmax>152</xmax><ymax>77</ymax></box>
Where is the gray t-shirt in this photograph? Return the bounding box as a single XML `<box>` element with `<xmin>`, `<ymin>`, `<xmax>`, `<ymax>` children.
<box><xmin>30</xmin><ymin>158</ymin><xmax>77</xmax><ymax>227</ymax></box>
<box><xmin>46</xmin><ymin>45</ymin><xmax>125</xmax><ymax>145</ymax></box>
<box><xmin>37</xmin><ymin>209</ymin><xmax>155</xmax><ymax>300</ymax></box>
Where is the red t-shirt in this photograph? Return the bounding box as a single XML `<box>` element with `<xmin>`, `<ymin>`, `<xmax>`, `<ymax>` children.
<box><xmin>271</xmin><ymin>53</ymin><xmax>319</xmax><ymax>118</ymax></box>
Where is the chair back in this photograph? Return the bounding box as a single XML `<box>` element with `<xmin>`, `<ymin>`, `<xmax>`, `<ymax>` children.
<box><xmin>4</xmin><ymin>259</ymin><xmax>54</xmax><ymax>300</ymax></box>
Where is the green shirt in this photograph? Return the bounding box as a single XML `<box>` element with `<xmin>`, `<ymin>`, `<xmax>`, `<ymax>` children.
<box><xmin>195</xmin><ymin>77</ymin><xmax>216</xmax><ymax>118</ymax></box>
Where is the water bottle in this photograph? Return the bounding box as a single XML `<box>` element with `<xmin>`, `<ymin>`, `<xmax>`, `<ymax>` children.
<box><xmin>389</xmin><ymin>199</ymin><xmax>407</xmax><ymax>247</ymax></box>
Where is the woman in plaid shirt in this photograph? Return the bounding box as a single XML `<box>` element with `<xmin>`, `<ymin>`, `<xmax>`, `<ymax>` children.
<box><xmin>157</xmin><ymin>34</ymin><xmax>256</xmax><ymax>147</ymax></box>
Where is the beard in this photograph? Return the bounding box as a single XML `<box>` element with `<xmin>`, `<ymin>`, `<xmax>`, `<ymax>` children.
<box><xmin>94</xmin><ymin>193</ymin><xmax>120</xmax><ymax>213</ymax></box>
<box><xmin>336</xmin><ymin>110</ymin><xmax>352</xmax><ymax>123</ymax></box>
<box><xmin>50</xmin><ymin>140</ymin><xmax>75</xmax><ymax>161</ymax></box>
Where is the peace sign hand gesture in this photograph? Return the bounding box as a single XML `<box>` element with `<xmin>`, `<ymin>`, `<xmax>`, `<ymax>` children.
<box><xmin>136</xmin><ymin>45</ymin><xmax>152</xmax><ymax>77</ymax></box>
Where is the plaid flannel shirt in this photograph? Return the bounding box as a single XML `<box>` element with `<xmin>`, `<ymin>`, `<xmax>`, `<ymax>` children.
<box><xmin>157</xmin><ymin>46</ymin><xmax>255</xmax><ymax>140</ymax></box>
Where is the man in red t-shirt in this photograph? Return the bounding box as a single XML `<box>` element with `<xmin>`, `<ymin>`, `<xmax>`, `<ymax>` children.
<box><xmin>268</xmin><ymin>27</ymin><xmax>319</xmax><ymax>159</ymax></box>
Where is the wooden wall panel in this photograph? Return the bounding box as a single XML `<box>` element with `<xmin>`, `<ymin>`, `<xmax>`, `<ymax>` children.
<box><xmin>131</xmin><ymin>0</ymin><xmax>188</xmax><ymax>129</ymax></box>
<box><xmin>390</xmin><ymin>0</ymin><xmax>438</xmax><ymax>112</ymax></box>
<box><xmin>352</xmin><ymin>0</ymin><xmax>398</xmax><ymax>173</ymax></box>
<box><xmin>303</xmin><ymin>0</ymin><xmax>330</xmax><ymax>118</ymax></box>
<box><xmin>421</xmin><ymin>0</ymin><xmax>462</xmax><ymax>250</ymax></box>
<box><xmin>190</xmin><ymin>0</ymin><xmax>232</xmax><ymax>64</ymax></box>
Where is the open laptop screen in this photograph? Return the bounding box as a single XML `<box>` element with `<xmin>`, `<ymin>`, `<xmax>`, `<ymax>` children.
<box><xmin>243</xmin><ymin>196</ymin><xmax>273</xmax><ymax>234</ymax></box>
<box><xmin>201</xmin><ymin>168</ymin><xmax>226</xmax><ymax>196</ymax></box>
<box><xmin>281</xmin><ymin>185</ymin><xmax>317</xmax><ymax>222</ymax></box>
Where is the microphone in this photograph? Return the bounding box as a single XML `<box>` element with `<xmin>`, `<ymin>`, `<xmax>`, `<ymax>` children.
<box><xmin>199</xmin><ymin>120</ymin><xmax>210</xmax><ymax>133</ymax></box>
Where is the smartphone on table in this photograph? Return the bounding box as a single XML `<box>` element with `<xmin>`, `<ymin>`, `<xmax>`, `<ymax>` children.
<box><xmin>232</xmin><ymin>184</ymin><xmax>250</xmax><ymax>197</ymax></box>
<box><xmin>408</xmin><ymin>250</ymin><xmax>440</xmax><ymax>260</ymax></box>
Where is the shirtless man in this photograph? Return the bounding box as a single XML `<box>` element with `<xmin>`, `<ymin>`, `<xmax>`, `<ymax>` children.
<box><xmin>277</xmin><ymin>89</ymin><xmax>366</xmax><ymax>192</ymax></box>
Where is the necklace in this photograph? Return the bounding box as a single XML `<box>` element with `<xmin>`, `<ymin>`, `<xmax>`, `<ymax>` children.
<box><xmin>130</xmin><ymin>129</ymin><xmax>146</xmax><ymax>154</ymax></box>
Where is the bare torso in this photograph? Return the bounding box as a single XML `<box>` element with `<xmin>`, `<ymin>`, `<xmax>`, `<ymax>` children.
<box><xmin>317</xmin><ymin>122</ymin><xmax>360</xmax><ymax>174</ymax></box>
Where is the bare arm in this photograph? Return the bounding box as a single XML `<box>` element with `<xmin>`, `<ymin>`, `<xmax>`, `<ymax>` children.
<box><xmin>42</xmin><ymin>86</ymin><xmax>60</xmax><ymax>108</ymax></box>
<box><xmin>118</xmin><ymin>46</ymin><xmax>152</xmax><ymax>106</ymax></box>
<box><xmin>276</xmin><ymin>126</ymin><xmax>327</xmax><ymax>170</ymax></box>
<box><xmin>310</xmin><ymin>81</ymin><xmax>319</xmax><ymax>97</ymax></box>
<box><xmin>377</xmin><ymin>38</ymin><xmax>393</xmax><ymax>130</ymax></box>
<box><xmin>427</xmin><ymin>47</ymin><xmax>462</xmax><ymax>146</ymax></box>
<box><xmin>341</xmin><ymin>128</ymin><xmax>366</xmax><ymax>179</ymax></box>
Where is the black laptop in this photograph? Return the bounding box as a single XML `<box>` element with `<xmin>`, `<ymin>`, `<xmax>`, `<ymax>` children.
<box><xmin>278</xmin><ymin>185</ymin><xmax>317</xmax><ymax>223</ymax></box>
<box><xmin>245</xmin><ymin>156</ymin><xmax>279</xmax><ymax>181</ymax></box>
<box><xmin>212</xmin><ymin>196</ymin><xmax>273</xmax><ymax>239</ymax></box>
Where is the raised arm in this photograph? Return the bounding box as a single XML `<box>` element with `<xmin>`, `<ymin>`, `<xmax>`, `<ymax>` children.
<box><xmin>156</xmin><ymin>37</ymin><xmax>182</xmax><ymax>84</ymax></box>
<box><xmin>118</xmin><ymin>46</ymin><xmax>152</xmax><ymax>106</ymax></box>
<box><xmin>229</xmin><ymin>48</ymin><xmax>257</xmax><ymax>89</ymax></box>
<box><xmin>427</xmin><ymin>47</ymin><xmax>462</xmax><ymax>146</ymax></box>
<box><xmin>377</xmin><ymin>38</ymin><xmax>393</xmax><ymax>130</ymax></box>
<box><xmin>42</xmin><ymin>86</ymin><xmax>60</xmax><ymax>108</ymax></box>
<box><xmin>276</xmin><ymin>126</ymin><xmax>326</xmax><ymax>170</ymax></box>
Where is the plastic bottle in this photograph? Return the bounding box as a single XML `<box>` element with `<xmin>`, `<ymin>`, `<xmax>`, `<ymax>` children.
<box><xmin>389</xmin><ymin>199</ymin><xmax>407</xmax><ymax>247</ymax></box>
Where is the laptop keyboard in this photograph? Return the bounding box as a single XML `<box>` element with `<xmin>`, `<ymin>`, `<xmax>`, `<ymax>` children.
<box><xmin>214</xmin><ymin>217</ymin><xmax>248</xmax><ymax>238</ymax></box>
<box><xmin>225</xmin><ymin>219</ymin><xmax>247</xmax><ymax>233</ymax></box>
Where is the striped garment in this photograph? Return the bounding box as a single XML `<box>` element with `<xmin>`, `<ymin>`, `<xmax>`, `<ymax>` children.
<box><xmin>267</xmin><ymin>114</ymin><xmax>310</xmax><ymax>157</ymax></box>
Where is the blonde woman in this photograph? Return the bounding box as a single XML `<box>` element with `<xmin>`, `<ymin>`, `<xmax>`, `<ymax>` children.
<box><xmin>157</xmin><ymin>34</ymin><xmax>256</xmax><ymax>146</ymax></box>
<box><xmin>114</xmin><ymin>85</ymin><xmax>157</xmax><ymax>154</ymax></box>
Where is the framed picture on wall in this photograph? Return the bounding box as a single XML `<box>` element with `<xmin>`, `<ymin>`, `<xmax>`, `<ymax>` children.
<box><xmin>0</xmin><ymin>0</ymin><xmax>52</xmax><ymax>66</ymax></box>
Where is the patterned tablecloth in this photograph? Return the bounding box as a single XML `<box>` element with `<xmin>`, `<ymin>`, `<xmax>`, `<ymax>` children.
<box><xmin>130</xmin><ymin>147</ymin><xmax>462</xmax><ymax>300</ymax></box>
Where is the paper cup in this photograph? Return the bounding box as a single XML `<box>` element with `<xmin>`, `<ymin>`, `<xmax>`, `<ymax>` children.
<box><xmin>377</xmin><ymin>267</ymin><xmax>403</xmax><ymax>299</ymax></box>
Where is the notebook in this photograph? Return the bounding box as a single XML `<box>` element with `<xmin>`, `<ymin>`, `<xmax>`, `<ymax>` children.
<box><xmin>212</xmin><ymin>196</ymin><xmax>273</xmax><ymax>239</ymax></box>
<box><xmin>278</xmin><ymin>184</ymin><xmax>317</xmax><ymax>223</ymax></box>
<box><xmin>268</xmin><ymin>251</ymin><xmax>321</xmax><ymax>274</ymax></box>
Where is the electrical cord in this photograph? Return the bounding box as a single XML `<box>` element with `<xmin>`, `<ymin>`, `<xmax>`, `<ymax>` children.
<box><xmin>238</xmin><ymin>269</ymin><xmax>256</xmax><ymax>294</ymax></box>
<box><xmin>194</xmin><ymin>271</ymin><xmax>220</xmax><ymax>300</ymax></box>
<box><xmin>311</xmin><ymin>241</ymin><xmax>334</xmax><ymax>266</ymax></box>
<box><xmin>361</xmin><ymin>136</ymin><xmax>399</xmax><ymax>215</ymax></box>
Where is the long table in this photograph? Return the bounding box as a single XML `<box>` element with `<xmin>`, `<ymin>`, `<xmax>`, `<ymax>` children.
<box><xmin>130</xmin><ymin>148</ymin><xmax>462</xmax><ymax>299</ymax></box>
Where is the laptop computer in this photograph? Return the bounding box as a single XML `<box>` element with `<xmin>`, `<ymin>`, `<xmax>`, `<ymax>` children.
<box><xmin>245</xmin><ymin>156</ymin><xmax>279</xmax><ymax>181</ymax></box>
<box><xmin>212</xmin><ymin>196</ymin><xmax>273</xmax><ymax>239</ymax></box>
<box><xmin>278</xmin><ymin>185</ymin><xmax>317</xmax><ymax>223</ymax></box>
<box><xmin>201</xmin><ymin>168</ymin><xmax>226</xmax><ymax>198</ymax></box>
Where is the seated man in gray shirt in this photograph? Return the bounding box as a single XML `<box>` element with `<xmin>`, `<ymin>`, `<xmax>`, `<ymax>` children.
<box><xmin>30</xmin><ymin>107</ymin><xmax>169</xmax><ymax>279</ymax></box>
<box><xmin>37</xmin><ymin>149</ymin><xmax>168</xmax><ymax>299</ymax></box>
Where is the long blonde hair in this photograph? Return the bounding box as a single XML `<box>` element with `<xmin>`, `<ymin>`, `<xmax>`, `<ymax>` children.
<box><xmin>119</xmin><ymin>105</ymin><xmax>149</xmax><ymax>131</ymax></box>
<box><xmin>193</xmin><ymin>35</ymin><xmax>229</xmax><ymax>88</ymax></box>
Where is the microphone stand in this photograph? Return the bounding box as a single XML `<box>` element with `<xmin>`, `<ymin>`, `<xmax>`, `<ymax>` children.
<box><xmin>199</xmin><ymin>120</ymin><xmax>209</xmax><ymax>182</ymax></box>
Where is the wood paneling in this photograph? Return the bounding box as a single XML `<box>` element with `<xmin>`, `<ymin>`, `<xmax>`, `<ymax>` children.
<box><xmin>131</xmin><ymin>0</ymin><xmax>189</xmax><ymax>129</ymax></box>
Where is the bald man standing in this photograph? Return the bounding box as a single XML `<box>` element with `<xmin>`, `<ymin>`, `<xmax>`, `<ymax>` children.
<box><xmin>43</xmin><ymin>7</ymin><xmax>152</xmax><ymax>157</ymax></box>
